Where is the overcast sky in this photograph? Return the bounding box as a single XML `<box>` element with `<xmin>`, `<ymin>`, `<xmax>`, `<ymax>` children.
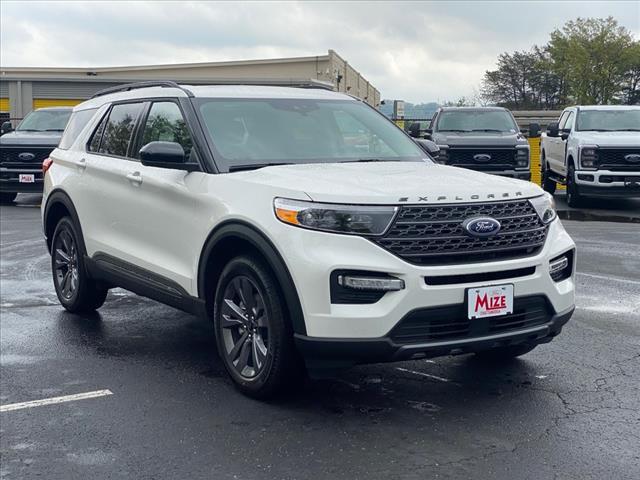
<box><xmin>1</xmin><ymin>1</ymin><xmax>638</xmax><ymax>103</ymax></box>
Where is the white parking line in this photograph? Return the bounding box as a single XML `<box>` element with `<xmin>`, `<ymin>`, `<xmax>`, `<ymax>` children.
<box><xmin>0</xmin><ymin>389</ymin><xmax>113</xmax><ymax>412</ymax></box>
<box><xmin>396</xmin><ymin>367</ymin><xmax>457</xmax><ymax>385</ymax></box>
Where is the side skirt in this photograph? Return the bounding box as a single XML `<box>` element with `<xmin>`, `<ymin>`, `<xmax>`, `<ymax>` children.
<box><xmin>85</xmin><ymin>252</ymin><xmax>207</xmax><ymax>318</ymax></box>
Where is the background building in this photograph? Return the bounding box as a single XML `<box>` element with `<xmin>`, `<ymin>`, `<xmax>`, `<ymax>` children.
<box><xmin>0</xmin><ymin>49</ymin><xmax>380</xmax><ymax>124</ymax></box>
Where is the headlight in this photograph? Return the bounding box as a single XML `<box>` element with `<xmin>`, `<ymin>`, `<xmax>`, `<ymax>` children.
<box><xmin>515</xmin><ymin>146</ymin><xmax>530</xmax><ymax>168</ymax></box>
<box><xmin>529</xmin><ymin>193</ymin><xmax>556</xmax><ymax>224</ymax></box>
<box><xmin>274</xmin><ymin>198</ymin><xmax>398</xmax><ymax>235</ymax></box>
<box><xmin>580</xmin><ymin>145</ymin><xmax>598</xmax><ymax>169</ymax></box>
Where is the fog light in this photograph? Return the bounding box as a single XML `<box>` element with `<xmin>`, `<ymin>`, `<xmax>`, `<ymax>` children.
<box><xmin>337</xmin><ymin>275</ymin><xmax>405</xmax><ymax>291</ymax></box>
<box><xmin>577</xmin><ymin>174</ymin><xmax>594</xmax><ymax>182</ymax></box>
<box><xmin>549</xmin><ymin>251</ymin><xmax>573</xmax><ymax>282</ymax></box>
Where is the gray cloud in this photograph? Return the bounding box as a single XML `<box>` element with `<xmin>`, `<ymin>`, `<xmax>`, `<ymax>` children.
<box><xmin>1</xmin><ymin>1</ymin><xmax>638</xmax><ymax>102</ymax></box>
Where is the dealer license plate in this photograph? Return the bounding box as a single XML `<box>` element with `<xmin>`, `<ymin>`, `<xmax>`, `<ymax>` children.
<box><xmin>19</xmin><ymin>174</ymin><xmax>35</xmax><ymax>183</ymax></box>
<box><xmin>467</xmin><ymin>284</ymin><xmax>513</xmax><ymax>319</ymax></box>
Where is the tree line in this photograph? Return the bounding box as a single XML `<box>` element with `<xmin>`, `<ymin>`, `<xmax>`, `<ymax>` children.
<box><xmin>481</xmin><ymin>17</ymin><xmax>639</xmax><ymax>109</ymax></box>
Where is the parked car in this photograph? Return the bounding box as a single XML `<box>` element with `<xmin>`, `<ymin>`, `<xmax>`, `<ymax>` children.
<box><xmin>0</xmin><ymin>107</ymin><xmax>73</xmax><ymax>203</ymax></box>
<box><xmin>42</xmin><ymin>82</ymin><xmax>575</xmax><ymax>398</ymax></box>
<box><xmin>540</xmin><ymin>105</ymin><xmax>640</xmax><ymax>207</ymax></box>
<box><xmin>409</xmin><ymin>107</ymin><xmax>533</xmax><ymax>180</ymax></box>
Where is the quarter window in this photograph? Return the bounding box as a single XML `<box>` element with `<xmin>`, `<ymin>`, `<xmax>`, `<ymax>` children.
<box><xmin>140</xmin><ymin>102</ymin><xmax>193</xmax><ymax>158</ymax></box>
<box><xmin>563</xmin><ymin>112</ymin><xmax>575</xmax><ymax>131</ymax></box>
<box><xmin>58</xmin><ymin>108</ymin><xmax>98</xmax><ymax>150</ymax></box>
<box><xmin>557</xmin><ymin>111</ymin><xmax>570</xmax><ymax>130</ymax></box>
<box><xmin>97</xmin><ymin>103</ymin><xmax>144</xmax><ymax>157</ymax></box>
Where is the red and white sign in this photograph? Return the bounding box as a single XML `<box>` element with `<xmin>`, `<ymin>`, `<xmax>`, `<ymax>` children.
<box><xmin>19</xmin><ymin>174</ymin><xmax>35</xmax><ymax>183</ymax></box>
<box><xmin>468</xmin><ymin>284</ymin><xmax>513</xmax><ymax>319</ymax></box>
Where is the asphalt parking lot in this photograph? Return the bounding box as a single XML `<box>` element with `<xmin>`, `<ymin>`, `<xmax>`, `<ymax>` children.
<box><xmin>1</xmin><ymin>194</ymin><xmax>639</xmax><ymax>480</ymax></box>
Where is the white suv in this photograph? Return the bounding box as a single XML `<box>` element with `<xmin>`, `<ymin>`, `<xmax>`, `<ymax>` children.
<box><xmin>42</xmin><ymin>82</ymin><xmax>576</xmax><ymax>398</ymax></box>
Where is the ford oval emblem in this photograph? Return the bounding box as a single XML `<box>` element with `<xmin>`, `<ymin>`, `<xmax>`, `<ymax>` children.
<box><xmin>473</xmin><ymin>153</ymin><xmax>491</xmax><ymax>162</ymax></box>
<box><xmin>18</xmin><ymin>152</ymin><xmax>36</xmax><ymax>161</ymax></box>
<box><xmin>462</xmin><ymin>217</ymin><xmax>501</xmax><ymax>237</ymax></box>
<box><xmin>625</xmin><ymin>154</ymin><xmax>640</xmax><ymax>163</ymax></box>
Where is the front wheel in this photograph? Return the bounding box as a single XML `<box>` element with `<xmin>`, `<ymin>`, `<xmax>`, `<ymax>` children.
<box><xmin>566</xmin><ymin>165</ymin><xmax>583</xmax><ymax>208</ymax></box>
<box><xmin>51</xmin><ymin>217</ymin><xmax>108</xmax><ymax>312</ymax></box>
<box><xmin>213</xmin><ymin>255</ymin><xmax>303</xmax><ymax>399</ymax></box>
<box><xmin>0</xmin><ymin>192</ymin><xmax>17</xmax><ymax>204</ymax></box>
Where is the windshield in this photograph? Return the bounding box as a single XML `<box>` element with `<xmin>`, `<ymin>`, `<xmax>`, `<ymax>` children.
<box><xmin>196</xmin><ymin>98</ymin><xmax>426</xmax><ymax>171</ymax></box>
<box><xmin>435</xmin><ymin>110</ymin><xmax>518</xmax><ymax>133</ymax></box>
<box><xmin>17</xmin><ymin>109</ymin><xmax>72</xmax><ymax>132</ymax></box>
<box><xmin>576</xmin><ymin>109</ymin><xmax>640</xmax><ymax>131</ymax></box>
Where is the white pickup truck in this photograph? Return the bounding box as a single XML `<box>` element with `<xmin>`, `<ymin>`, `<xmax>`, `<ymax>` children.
<box><xmin>540</xmin><ymin>105</ymin><xmax>640</xmax><ymax>207</ymax></box>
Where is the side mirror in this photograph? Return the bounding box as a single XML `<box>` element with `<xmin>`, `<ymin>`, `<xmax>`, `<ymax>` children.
<box><xmin>1</xmin><ymin>121</ymin><xmax>13</xmax><ymax>135</ymax></box>
<box><xmin>546</xmin><ymin>122</ymin><xmax>559</xmax><ymax>138</ymax></box>
<box><xmin>139</xmin><ymin>141</ymin><xmax>199</xmax><ymax>172</ymax></box>
<box><xmin>560</xmin><ymin>129</ymin><xmax>570</xmax><ymax>141</ymax></box>
<box><xmin>414</xmin><ymin>138</ymin><xmax>440</xmax><ymax>159</ymax></box>
<box><xmin>424</xmin><ymin>128</ymin><xmax>433</xmax><ymax>140</ymax></box>
<box><xmin>407</xmin><ymin>122</ymin><xmax>422</xmax><ymax>138</ymax></box>
<box><xmin>528</xmin><ymin>123</ymin><xmax>541</xmax><ymax>138</ymax></box>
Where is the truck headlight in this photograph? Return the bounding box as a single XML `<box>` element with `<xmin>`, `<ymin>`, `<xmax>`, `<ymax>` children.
<box><xmin>274</xmin><ymin>198</ymin><xmax>398</xmax><ymax>235</ymax></box>
<box><xmin>529</xmin><ymin>193</ymin><xmax>556</xmax><ymax>224</ymax></box>
<box><xmin>580</xmin><ymin>145</ymin><xmax>598</xmax><ymax>170</ymax></box>
<box><xmin>515</xmin><ymin>146</ymin><xmax>530</xmax><ymax>168</ymax></box>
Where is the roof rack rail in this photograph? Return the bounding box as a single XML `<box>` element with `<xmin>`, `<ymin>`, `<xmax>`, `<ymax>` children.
<box><xmin>90</xmin><ymin>81</ymin><xmax>194</xmax><ymax>99</ymax></box>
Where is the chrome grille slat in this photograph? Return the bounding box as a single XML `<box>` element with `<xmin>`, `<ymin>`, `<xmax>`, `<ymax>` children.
<box><xmin>374</xmin><ymin>199</ymin><xmax>548</xmax><ymax>265</ymax></box>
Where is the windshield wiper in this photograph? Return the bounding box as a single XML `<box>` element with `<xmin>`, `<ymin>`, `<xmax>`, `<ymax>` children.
<box><xmin>44</xmin><ymin>129</ymin><xmax>65</xmax><ymax>132</ymax></box>
<box><xmin>438</xmin><ymin>129</ymin><xmax>471</xmax><ymax>132</ymax></box>
<box><xmin>228</xmin><ymin>162</ymin><xmax>292</xmax><ymax>172</ymax></box>
<box><xmin>470</xmin><ymin>129</ymin><xmax>505</xmax><ymax>132</ymax></box>
<box><xmin>617</xmin><ymin>128</ymin><xmax>640</xmax><ymax>131</ymax></box>
<box><xmin>342</xmin><ymin>158</ymin><xmax>398</xmax><ymax>163</ymax></box>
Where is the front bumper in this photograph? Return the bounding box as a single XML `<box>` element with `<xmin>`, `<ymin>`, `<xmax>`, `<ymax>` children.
<box><xmin>574</xmin><ymin>169</ymin><xmax>640</xmax><ymax>197</ymax></box>
<box><xmin>296</xmin><ymin>304</ymin><xmax>574</xmax><ymax>372</ymax></box>
<box><xmin>0</xmin><ymin>168</ymin><xmax>44</xmax><ymax>193</ymax></box>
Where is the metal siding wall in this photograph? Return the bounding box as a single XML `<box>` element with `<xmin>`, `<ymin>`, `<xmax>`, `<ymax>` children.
<box><xmin>0</xmin><ymin>80</ymin><xmax>9</xmax><ymax>97</ymax></box>
<box><xmin>32</xmin><ymin>81</ymin><xmax>118</xmax><ymax>99</ymax></box>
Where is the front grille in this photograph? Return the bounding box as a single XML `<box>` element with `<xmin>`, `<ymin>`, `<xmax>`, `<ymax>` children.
<box><xmin>0</xmin><ymin>146</ymin><xmax>53</xmax><ymax>167</ymax></box>
<box><xmin>374</xmin><ymin>200</ymin><xmax>548</xmax><ymax>265</ymax></box>
<box><xmin>446</xmin><ymin>147</ymin><xmax>517</xmax><ymax>171</ymax></box>
<box><xmin>596</xmin><ymin>148</ymin><xmax>640</xmax><ymax>171</ymax></box>
<box><xmin>390</xmin><ymin>296</ymin><xmax>552</xmax><ymax>344</ymax></box>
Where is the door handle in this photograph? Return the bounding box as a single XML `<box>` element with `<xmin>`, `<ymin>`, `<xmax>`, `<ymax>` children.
<box><xmin>77</xmin><ymin>158</ymin><xmax>87</xmax><ymax>171</ymax></box>
<box><xmin>126</xmin><ymin>171</ymin><xmax>143</xmax><ymax>186</ymax></box>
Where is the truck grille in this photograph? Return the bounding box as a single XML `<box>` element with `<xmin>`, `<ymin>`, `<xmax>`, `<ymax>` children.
<box><xmin>446</xmin><ymin>147</ymin><xmax>517</xmax><ymax>171</ymax></box>
<box><xmin>596</xmin><ymin>148</ymin><xmax>640</xmax><ymax>171</ymax></box>
<box><xmin>373</xmin><ymin>199</ymin><xmax>548</xmax><ymax>265</ymax></box>
<box><xmin>0</xmin><ymin>147</ymin><xmax>53</xmax><ymax>168</ymax></box>
<box><xmin>390</xmin><ymin>296</ymin><xmax>552</xmax><ymax>344</ymax></box>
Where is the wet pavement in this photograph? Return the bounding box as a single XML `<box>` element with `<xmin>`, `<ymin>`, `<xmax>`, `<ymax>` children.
<box><xmin>1</xmin><ymin>194</ymin><xmax>639</xmax><ymax>480</ymax></box>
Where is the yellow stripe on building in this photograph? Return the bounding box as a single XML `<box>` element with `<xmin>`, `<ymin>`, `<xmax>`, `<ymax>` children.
<box><xmin>33</xmin><ymin>98</ymin><xmax>84</xmax><ymax>109</ymax></box>
<box><xmin>0</xmin><ymin>98</ymin><xmax>9</xmax><ymax>112</ymax></box>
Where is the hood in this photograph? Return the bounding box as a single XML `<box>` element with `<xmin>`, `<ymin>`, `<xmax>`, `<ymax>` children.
<box><xmin>574</xmin><ymin>131</ymin><xmax>640</xmax><ymax>147</ymax></box>
<box><xmin>432</xmin><ymin>131</ymin><xmax>527</xmax><ymax>147</ymax></box>
<box><xmin>0</xmin><ymin>130</ymin><xmax>63</xmax><ymax>146</ymax></box>
<box><xmin>231</xmin><ymin>161</ymin><xmax>542</xmax><ymax>204</ymax></box>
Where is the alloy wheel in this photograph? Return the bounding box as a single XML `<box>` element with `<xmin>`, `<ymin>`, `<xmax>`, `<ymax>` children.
<box><xmin>220</xmin><ymin>276</ymin><xmax>270</xmax><ymax>379</ymax></box>
<box><xmin>54</xmin><ymin>229</ymin><xmax>79</xmax><ymax>300</ymax></box>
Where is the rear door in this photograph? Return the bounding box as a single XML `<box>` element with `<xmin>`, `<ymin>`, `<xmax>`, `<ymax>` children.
<box><xmin>80</xmin><ymin>101</ymin><xmax>146</xmax><ymax>262</ymax></box>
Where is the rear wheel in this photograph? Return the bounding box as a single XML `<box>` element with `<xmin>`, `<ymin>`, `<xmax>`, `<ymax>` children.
<box><xmin>51</xmin><ymin>217</ymin><xmax>108</xmax><ymax>312</ymax></box>
<box><xmin>0</xmin><ymin>192</ymin><xmax>17</xmax><ymax>204</ymax></box>
<box><xmin>566</xmin><ymin>164</ymin><xmax>583</xmax><ymax>208</ymax></box>
<box><xmin>213</xmin><ymin>255</ymin><xmax>303</xmax><ymax>399</ymax></box>
<box><xmin>474</xmin><ymin>344</ymin><xmax>537</xmax><ymax>360</ymax></box>
<box><xmin>541</xmin><ymin>159</ymin><xmax>556</xmax><ymax>194</ymax></box>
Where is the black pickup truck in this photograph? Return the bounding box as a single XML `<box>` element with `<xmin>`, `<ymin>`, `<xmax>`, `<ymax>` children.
<box><xmin>0</xmin><ymin>107</ymin><xmax>72</xmax><ymax>203</ymax></box>
<box><xmin>408</xmin><ymin>107</ymin><xmax>536</xmax><ymax>181</ymax></box>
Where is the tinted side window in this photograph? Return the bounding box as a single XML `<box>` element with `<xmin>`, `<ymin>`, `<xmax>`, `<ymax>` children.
<box><xmin>59</xmin><ymin>108</ymin><xmax>98</xmax><ymax>150</ymax></box>
<box><xmin>140</xmin><ymin>102</ymin><xmax>193</xmax><ymax>158</ymax></box>
<box><xmin>99</xmin><ymin>103</ymin><xmax>144</xmax><ymax>157</ymax></box>
<box><xmin>88</xmin><ymin>112</ymin><xmax>108</xmax><ymax>152</ymax></box>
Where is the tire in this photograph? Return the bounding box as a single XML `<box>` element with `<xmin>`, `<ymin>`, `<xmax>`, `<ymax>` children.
<box><xmin>0</xmin><ymin>192</ymin><xmax>17</xmax><ymax>204</ymax></box>
<box><xmin>566</xmin><ymin>164</ymin><xmax>583</xmax><ymax>208</ymax></box>
<box><xmin>213</xmin><ymin>255</ymin><xmax>303</xmax><ymax>399</ymax></box>
<box><xmin>541</xmin><ymin>158</ymin><xmax>556</xmax><ymax>194</ymax></box>
<box><xmin>51</xmin><ymin>217</ymin><xmax>108</xmax><ymax>313</ymax></box>
<box><xmin>474</xmin><ymin>343</ymin><xmax>537</xmax><ymax>360</ymax></box>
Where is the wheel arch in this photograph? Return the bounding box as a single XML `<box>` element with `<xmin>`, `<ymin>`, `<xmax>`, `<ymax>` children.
<box><xmin>197</xmin><ymin>221</ymin><xmax>307</xmax><ymax>335</ymax></box>
<box><xmin>43</xmin><ymin>189</ymin><xmax>86</xmax><ymax>255</ymax></box>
